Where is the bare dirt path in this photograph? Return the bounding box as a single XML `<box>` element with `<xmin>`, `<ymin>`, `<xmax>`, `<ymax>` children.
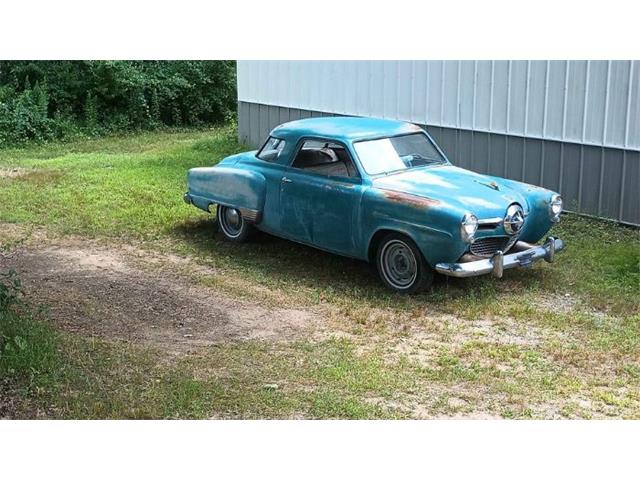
<box><xmin>1</xmin><ymin>234</ymin><xmax>324</xmax><ymax>353</ymax></box>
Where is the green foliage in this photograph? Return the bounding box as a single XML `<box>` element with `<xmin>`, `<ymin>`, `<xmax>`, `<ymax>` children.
<box><xmin>0</xmin><ymin>270</ymin><xmax>59</xmax><ymax>386</ymax></box>
<box><xmin>0</xmin><ymin>61</ymin><xmax>237</xmax><ymax>147</ymax></box>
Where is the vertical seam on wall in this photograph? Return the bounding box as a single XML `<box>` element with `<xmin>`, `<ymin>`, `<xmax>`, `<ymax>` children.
<box><xmin>440</xmin><ymin>60</ymin><xmax>446</xmax><ymax>126</ymax></box>
<box><xmin>368</xmin><ymin>62</ymin><xmax>373</xmax><ymax>118</ymax></box>
<box><xmin>559</xmin><ymin>143</ymin><xmax>565</xmax><ymax>195</ymax></box>
<box><xmin>395</xmin><ymin>61</ymin><xmax>400</xmax><ymax>119</ymax></box>
<box><xmin>582</xmin><ymin>60</ymin><xmax>591</xmax><ymax>143</ymax></box>
<box><xmin>619</xmin><ymin>150</ymin><xmax>627</xmax><ymax>221</ymax></box>
<box><xmin>602</xmin><ymin>60</ymin><xmax>612</xmax><ymax>145</ymax></box>
<box><xmin>503</xmin><ymin>133</ymin><xmax>508</xmax><ymax>178</ymax></box>
<box><xmin>425</xmin><ymin>61</ymin><xmax>430</xmax><ymax>123</ymax></box>
<box><xmin>456</xmin><ymin>61</ymin><xmax>462</xmax><ymax>128</ymax></box>
<box><xmin>489</xmin><ymin>61</ymin><xmax>495</xmax><ymax>132</ymax></box>
<box><xmin>472</xmin><ymin>60</ymin><xmax>478</xmax><ymax>130</ymax></box>
<box><xmin>410</xmin><ymin>61</ymin><xmax>415</xmax><ymax>122</ymax></box>
<box><xmin>598</xmin><ymin>147</ymin><xmax>605</xmax><ymax>216</ymax></box>
<box><xmin>578</xmin><ymin>145</ymin><xmax>584</xmax><ymax>212</ymax></box>
<box><xmin>522</xmin><ymin>138</ymin><xmax>527</xmax><ymax>181</ymax></box>
<box><xmin>561</xmin><ymin>61</ymin><xmax>570</xmax><ymax>139</ymax></box>
<box><xmin>540</xmin><ymin>140</ymin><xmax>545</xmax><ymax>186</ymax></box>
<box><xmin>487</xmin><ymin>133</ymin><xmax>491</xmax><ymax>174</ymax></box>
<box><xmin>506</xmin><ymin>60</ymin><xmax>512</xmax><ymax>133</ymax></box>
<box><xmin>624</xmin><ymin>60</ymin><xmax>634</xmax><ymax>148</ymax></box>
<box><xmin>471</xmin><ymin>129</ymin><xmax>475</xmax><ymax>172</ymax></box>
<box><xmin>542</xmin><ymin>60</ymin><xmax>550</xmax><ymax>137</ymax></box>
<box><xmin>524</xmin><ymin>60</ymin><xmax>531</xmax><ymax>136</ymax></box>
<box><xmin>381</xmin><ymin>62</ymin><xmax>386</xmax><ymax>118</ymax></box>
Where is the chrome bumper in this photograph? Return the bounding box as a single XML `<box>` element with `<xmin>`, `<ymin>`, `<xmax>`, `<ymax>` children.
<box><xmin>435</xmin><ymin>237</ymin><xmax>565</xmax><ymax>278</ymax></box>
<box><xmin>183</xmin><ymin>192</ymin><xmax>191</xmax><ymax>204</ymax></box>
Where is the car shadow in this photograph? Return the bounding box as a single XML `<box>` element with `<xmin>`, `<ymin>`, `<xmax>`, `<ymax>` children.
<box><xmin>170</xmin><ymin>217</ymin><xmax>550</xmax><ymax>307</ymax></box>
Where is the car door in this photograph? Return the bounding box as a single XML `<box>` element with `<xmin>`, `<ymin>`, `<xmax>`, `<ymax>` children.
<box><xmin>279</xmin><ymin>139</ymin><xmax>363</xmax><ymax>255</ymax></box>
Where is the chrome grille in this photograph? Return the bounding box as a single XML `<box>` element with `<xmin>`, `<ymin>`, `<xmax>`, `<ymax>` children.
<box><xmin>470</xmin><ymin>236</ymin><xmax>514</xmax><ymax>257</ymax></box>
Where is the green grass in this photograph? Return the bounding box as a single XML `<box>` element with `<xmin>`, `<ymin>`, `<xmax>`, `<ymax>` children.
<box><xmin>0</xmin><ymin>127</ymin><xmax>241</xmax><ymax>238</ymax></box>
<box><xmin>1</xmin><ymin>126</ymin><xmax>637</xmax><ymax>316</ymax></box>
<box><xmin>1</xmin><ymin>127</ymin><xmax>638</xmax><ymax>419</ymax></box>
<box><xmin>1</xmin><ymin>305</ymin><xmax>407</xmax><ymax>419</ymax></box>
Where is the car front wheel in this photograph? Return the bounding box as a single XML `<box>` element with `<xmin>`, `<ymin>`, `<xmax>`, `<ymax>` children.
<box><xmin>217</xmin><ymin>205</ymin><xmax>253</xmax><ymax>242</ymax></box>
<box><xmin>375</xmin><ymin>233</ymin><xmax>433</xmax><ymax>293</ymax></box>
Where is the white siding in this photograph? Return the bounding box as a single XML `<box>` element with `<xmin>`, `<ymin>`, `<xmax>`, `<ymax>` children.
<box><xmin>237</xmin><ymin>60</ymin><xmax>640</xmax><ymax>151</ymax></box>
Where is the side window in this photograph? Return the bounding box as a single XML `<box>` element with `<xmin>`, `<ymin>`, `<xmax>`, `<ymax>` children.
<box><xmin>257</xmin><ymin>137</ymin><xmax>286</xmax><ymax>162</ymax></box>
<box><xmin>291</xmin><ymin>140</ymin><xmax>359</xmax><ymax>178</ymax></box>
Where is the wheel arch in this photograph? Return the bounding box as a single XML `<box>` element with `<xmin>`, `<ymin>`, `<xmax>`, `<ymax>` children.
<box><xmin>367</xmin><ymin>228</ymin><xmax>418</xmax><ymax>263</ymax></box>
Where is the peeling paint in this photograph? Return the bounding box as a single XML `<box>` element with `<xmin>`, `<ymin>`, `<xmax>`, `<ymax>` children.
<box><xmin>378</xmin><ymin>189</ymin><xmax>441</xmax><ymax>209</ymax></box>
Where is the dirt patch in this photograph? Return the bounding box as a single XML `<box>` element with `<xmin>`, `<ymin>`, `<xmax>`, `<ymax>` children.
<box><xmin>0</xmin><ymin>168</ymin><xmax>64</xmax><ymax>185</ymax></box>
<box><xmin>1</xmin><ymin>240</ymin><xmax>325</xmax><ymax>353</ymax></box>
<box><xmin>0</xmin><ymin>167</ymin><xmax>30</xmax><ymax>179</ymax></box>
<box><xmin>0</xmin><ymin>380</ymin><xmax>20</xmax><ymax>419</ymax></box>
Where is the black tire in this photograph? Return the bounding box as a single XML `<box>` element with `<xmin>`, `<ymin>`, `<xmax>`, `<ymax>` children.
<box><xmin>217</xmin><ymin>205</ymin><xmax>253</xmax><ymax>242</ymax></box>
<box><xmin>375</xmin><ymin>233</ymin><xmax>433</xmax><ymax>294</ymax></box>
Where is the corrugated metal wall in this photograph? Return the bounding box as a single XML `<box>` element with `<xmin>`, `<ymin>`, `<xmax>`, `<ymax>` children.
<box><xmin>238</xmin><ymin>61</ymin><xmax>639</xmax><ymax>150</ymax></box>
<box><xmin>236</xmin><ymin>61</ymin><xmax>640</xmax><ymax>225</ymax></box>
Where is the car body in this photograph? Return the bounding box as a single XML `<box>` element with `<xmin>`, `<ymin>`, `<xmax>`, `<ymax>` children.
<box><xmin>184</xmin><ymin>117</ymin><xmax>565</xmax><ymax>292</ymax></box>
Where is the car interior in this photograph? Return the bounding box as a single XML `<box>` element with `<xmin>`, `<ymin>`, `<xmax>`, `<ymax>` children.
<box><xmin>292</xmin><ymin>141</ymin><xmax>358</xmax><ymax>178</ymax></box>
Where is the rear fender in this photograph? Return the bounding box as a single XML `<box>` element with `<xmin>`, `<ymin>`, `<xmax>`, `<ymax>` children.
<box><xmin>187</xmin><ymin>166</ymin><xmax>266</xmax><ymax>223</ymax></box>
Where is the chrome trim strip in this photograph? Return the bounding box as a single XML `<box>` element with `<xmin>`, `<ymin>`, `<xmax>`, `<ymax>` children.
<box><xmin>435</xmin><ymin>237</ymin><xmax>564</xmax><ymax>278</ymax></box>
<box><xmin>238</xmin><ymin>207</ymin><xmax>261</xmax><ymax>224</ymax></box>
<box><xmin>477</xmin><ymin>217</ymin><xmax>502</xmax><ymax>226</ymax></box>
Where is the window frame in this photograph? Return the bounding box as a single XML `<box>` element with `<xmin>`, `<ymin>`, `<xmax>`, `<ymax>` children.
<box><xmin>289</xmin><ymin>136</ymin><xmax>362</xmax><ymax>181</ymax></box>
<box><xmin>256</xmin><ymin>136</ymin><xmax>286</xmax><ymax>162</ymax></box>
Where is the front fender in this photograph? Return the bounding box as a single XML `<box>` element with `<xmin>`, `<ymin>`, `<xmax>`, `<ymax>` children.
<box><xmin>361</xmin><ymin>188</ymin><xmax>469</xmax><ymax>266</ymax></box>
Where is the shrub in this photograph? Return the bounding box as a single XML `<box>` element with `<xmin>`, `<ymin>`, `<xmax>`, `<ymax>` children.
<box><xmin>0</xmin><ymin>61</ymin><xmax>237</xmax><ymax>147</ymax></box>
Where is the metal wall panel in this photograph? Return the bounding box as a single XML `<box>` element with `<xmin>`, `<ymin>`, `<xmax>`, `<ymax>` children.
<box><xmin>238</xmin><ymin>102</ymin><xmax>639</xmax><ymax>225</ymax></box>
<box><xmin>237</xmin><ymin>60</ymin><xmax>640</xmax><ymax>151</ymax></box>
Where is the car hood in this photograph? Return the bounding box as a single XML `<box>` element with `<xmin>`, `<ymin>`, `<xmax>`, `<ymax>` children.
<box><xmin>371</xmin><ymin>165</ymin><xmax>529</xmax><ymax>217</ymax></box>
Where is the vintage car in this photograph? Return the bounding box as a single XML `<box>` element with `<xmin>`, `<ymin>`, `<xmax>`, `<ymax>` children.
<box><xmin>184</xmin><ymin>117</ymin><xmax>565</xmax><ymax>293</ymax></box>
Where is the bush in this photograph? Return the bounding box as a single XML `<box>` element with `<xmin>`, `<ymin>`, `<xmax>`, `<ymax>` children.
<box><xmin>0</xmin><ymin>270</ymin><xmax>59</xmax><ymax>385</ymax></box>
<box><xmin>0</xmin><ymin>61</ymin><xmax>237</xmax><ymax>147</ymax></box>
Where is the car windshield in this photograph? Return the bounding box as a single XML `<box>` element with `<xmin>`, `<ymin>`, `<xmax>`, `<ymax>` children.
<box><xmin>353</xmin><ymin>133</ymin><xmax>448</xmax><ymax>175</ymax></box>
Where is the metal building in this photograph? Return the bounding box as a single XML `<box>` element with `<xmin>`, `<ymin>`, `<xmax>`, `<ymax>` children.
<box><xmin>237</xmin><ymin>61</ymin><xmax>640</xmax><ymax>225</ymax></box>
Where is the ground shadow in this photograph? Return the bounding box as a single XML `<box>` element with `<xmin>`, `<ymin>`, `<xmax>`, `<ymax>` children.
<box><xmin>170</xmin><ymin>217</ymin><xmax>551</xmax><ymax>308</ymax></box>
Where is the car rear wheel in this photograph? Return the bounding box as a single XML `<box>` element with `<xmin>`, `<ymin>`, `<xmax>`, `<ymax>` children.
<box><xmin>217</xmin><ymin>205</ymin><xmax>253</xmax><ymax>242</ymax></box>
<box><xmin>375</xmin><ymin>233</ymin><xmax>433</xmax><ymax>293</ymax></box>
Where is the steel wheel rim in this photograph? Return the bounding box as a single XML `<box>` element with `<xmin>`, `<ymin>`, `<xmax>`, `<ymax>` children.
<box><xmin>220</xmin><ymin>206</ymin><xmax>243</xmax><ymax>238</ymax></box>
<box><xmin>380</xmin><ymin>240</ymin><xmax>417</xmax><ymax>289</ymax></box>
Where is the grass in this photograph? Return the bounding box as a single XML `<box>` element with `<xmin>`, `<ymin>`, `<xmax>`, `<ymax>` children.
<box><xmin>1</xmin><ymin>300</ymin><xmax>407</xmax><ymax>419</ymax></box>
<box><xmin>1</xmin><ymin>127</ymin><xmax>638</xmax><ymax>419</ymax></box>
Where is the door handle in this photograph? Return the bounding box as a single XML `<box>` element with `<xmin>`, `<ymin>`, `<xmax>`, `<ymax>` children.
<box><xmin>281</xmin><ymin>176</ymin><xmax>292</xmax><ymax>183</ymax></box>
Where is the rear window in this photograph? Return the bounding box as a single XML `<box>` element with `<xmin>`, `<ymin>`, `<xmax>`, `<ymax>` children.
<box><xmin>257</xmin><ymin>137</ymin><xmax>286</xmax><ymax>162</ymax></box>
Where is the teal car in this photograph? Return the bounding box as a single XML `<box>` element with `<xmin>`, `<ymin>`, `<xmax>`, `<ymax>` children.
<box><xmin>185</xmin><ymin>117</ymin><xmax>564</xmax><ymax>293</ymax></box>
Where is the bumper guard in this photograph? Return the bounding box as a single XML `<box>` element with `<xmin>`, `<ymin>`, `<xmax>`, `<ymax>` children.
<box><xmin>435</xmin><ymin>237</ymin><xmax>565</xmax><ymax>278</ymax></box>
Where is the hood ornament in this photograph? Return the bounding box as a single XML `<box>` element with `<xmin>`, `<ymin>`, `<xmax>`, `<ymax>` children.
<box><xmin>475</xmin><ymin>180</ymin><xmax>500</xmax><ymax>191</ymax></box>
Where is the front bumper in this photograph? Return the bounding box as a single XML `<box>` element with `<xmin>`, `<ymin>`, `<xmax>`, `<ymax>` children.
<box><xmin>435</xmin><ymin>237</ymin><xmax>564</xmax><ymax>278</ymax></box>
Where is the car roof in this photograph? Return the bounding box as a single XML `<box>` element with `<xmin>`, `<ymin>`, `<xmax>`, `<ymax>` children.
<box><xmin>270</xmin><ymin>116</ymin><xmax>422</xmax><ymax>143</ymax></box>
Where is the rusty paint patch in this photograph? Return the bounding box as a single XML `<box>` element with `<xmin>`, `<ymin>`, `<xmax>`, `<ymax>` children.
<box><xmin>379</xmin><ymin>189</ymin><xmax>441</xmax><ymax>209</ymax></box>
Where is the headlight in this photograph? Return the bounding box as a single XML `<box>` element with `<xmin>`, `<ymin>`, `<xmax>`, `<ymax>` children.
<box><xmin>461</xmin><ymin>213</ymin><xmax>478</xmax><ymax>243</ymax></box>
<box><xmin>549</xmin><ymin>194</ymin><xmax>563</xmax><ymax>222</ymax></box>
<box><xmin>504</xmin><ymin>204</ymin><xmax>525</xmax><ymax>235</ymax></box>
